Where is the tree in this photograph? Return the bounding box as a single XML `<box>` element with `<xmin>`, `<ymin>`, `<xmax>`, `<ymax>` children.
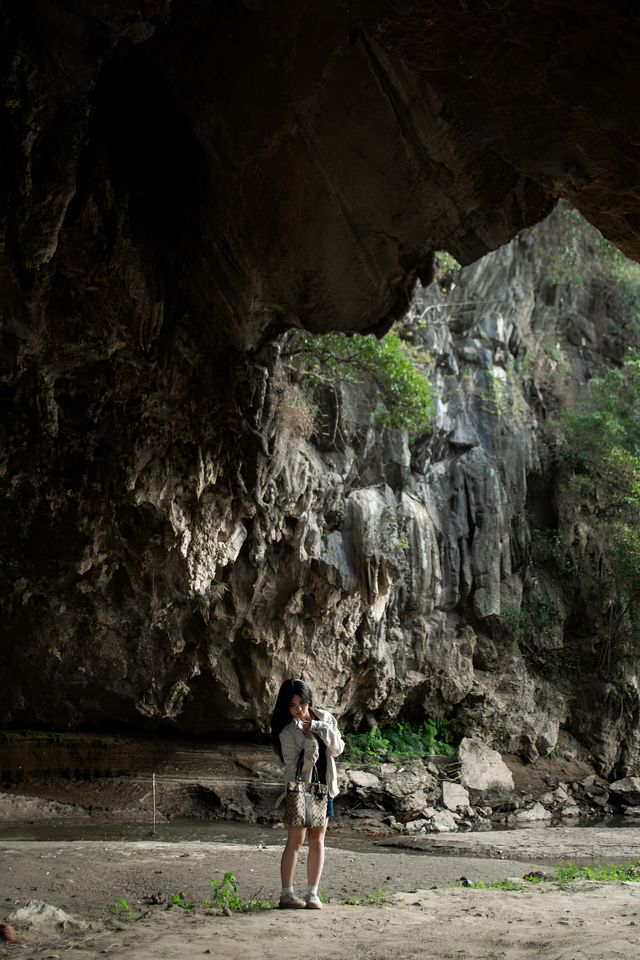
<box><xmin>283</xmin><ymin>329</ymin><xmax>433</xmax><ymax>437</ymax></box>
<box><xmin>560</xmin><ymin>353</ymin><xmax>640</xmax><ymax>672</ymax></box>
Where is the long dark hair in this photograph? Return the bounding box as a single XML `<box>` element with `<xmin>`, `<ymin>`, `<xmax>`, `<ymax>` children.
<box><xmin>270</xmin><ymin>678</ymin><xmax>314</xmax><ymax>761</ymax></box>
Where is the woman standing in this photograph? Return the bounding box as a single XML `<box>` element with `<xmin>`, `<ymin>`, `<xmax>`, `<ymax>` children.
<box><xmin>271</xmin><ymin>678</ymin><xmax>345</xmax><ymax>909</ymax></box>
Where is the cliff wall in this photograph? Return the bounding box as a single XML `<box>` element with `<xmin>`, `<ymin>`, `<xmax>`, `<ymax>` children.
<box><xmin>3</xmin><ymin>207</ymin><xmax>638</xmax><ymax>777</ymax></box>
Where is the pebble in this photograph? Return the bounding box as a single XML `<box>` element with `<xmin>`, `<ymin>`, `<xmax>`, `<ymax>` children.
<box><xmin>0</xmin><ymin>922</ymin><xmax>16</xmax><ymax>941</ymax></box>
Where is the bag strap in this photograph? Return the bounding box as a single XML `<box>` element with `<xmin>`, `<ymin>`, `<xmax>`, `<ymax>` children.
<box><xmin>295</xmin><ymin>748</ymin><xmax>321</xmax><ymax>784</ymax></box>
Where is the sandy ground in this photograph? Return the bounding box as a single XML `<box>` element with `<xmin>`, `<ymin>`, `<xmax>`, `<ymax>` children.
<box><xmin>1</xmin><ymin>829</ymin><xmax>640</xmax><ymax>959</ymax></box>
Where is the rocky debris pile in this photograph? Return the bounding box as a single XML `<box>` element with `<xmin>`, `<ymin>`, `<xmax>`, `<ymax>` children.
<box><xmin>337</xmin><ymin>738</ymin><xmax>620</xmax><ymax>836</ymax></box>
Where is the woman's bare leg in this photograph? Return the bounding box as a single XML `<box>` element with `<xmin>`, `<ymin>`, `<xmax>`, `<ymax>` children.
<box><xmin>280</xmin><ymin>825</ymin><xmax>307</xmax><ymax>887</ymax></box>
<box><xmin>306</xmin><ymin>824</ymin><xmax>326</xmax><ymax>887</ymax></box>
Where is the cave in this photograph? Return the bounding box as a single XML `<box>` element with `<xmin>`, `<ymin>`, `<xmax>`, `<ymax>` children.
<box><xmin>2</xmin><ymin>1</ymin><xmax>640</xmax><ymax>775</ymax></box>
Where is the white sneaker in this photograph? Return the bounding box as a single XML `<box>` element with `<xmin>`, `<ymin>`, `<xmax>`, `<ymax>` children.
<box><xmin>305</xmin><ymin>893</ymin><xmax>323</xmax><ymax>910</ymax></box>
<box><xmin>279</xmin><ymin>892</ymin><xmax>306</xmax><ymax>909</ymax></box>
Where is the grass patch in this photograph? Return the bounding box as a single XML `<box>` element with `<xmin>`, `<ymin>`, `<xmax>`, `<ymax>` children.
<box><xmin>555</xmin><ymin>861</ymin><xmax>640</xmax><ymax>883</ymax></box>
<box><xmin>342</xmin><ymin>887</ymin><xmax>388</xmax><ymax>905</ymax></box>
<box><xmin>452</xmin><ymin>879</ymin><xmax>524</xmax><ymax>891</ymax></box>
<box><xmin>452</xmin><ymin>861</ymin><xmax>640</xmax><ymax>892</ymax></box>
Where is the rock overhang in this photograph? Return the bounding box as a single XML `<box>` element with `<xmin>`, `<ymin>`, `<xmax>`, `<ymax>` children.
<box><xmin>3</xmin><ymin>1</ymin><xmax>640</xmax><ymax>354</ymax></box>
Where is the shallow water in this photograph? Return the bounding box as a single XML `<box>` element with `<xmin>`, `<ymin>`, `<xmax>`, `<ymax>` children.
<box><xmin>0</xmin><ymin>818</ymin><xmax>282</xmax><ymax>844</ymax></box>
<box><xmin>0</xmin><ymin>814</ymin><xmax>636</xmax><ymax>845</ymax></box>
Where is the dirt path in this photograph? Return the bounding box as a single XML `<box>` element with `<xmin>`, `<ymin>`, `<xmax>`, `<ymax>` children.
<box><xmin>1</xmin><ymin>830</ymin><xmax>639</xmax><ymax>959</ymax></box>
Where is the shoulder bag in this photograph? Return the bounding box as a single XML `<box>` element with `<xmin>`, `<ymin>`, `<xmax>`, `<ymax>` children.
<box><xmin>282</xmin><ymin>748</ymin><xmax>328</xmax><ymax>828</ymax></box>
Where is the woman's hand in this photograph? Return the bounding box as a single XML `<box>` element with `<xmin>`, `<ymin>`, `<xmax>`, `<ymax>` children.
<box><xmin>301</xmin><ymin>718</ymin><xmax>315</xmax><ymax>738</ymax></box>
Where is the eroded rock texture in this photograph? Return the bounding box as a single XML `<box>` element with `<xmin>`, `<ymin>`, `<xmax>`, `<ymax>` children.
<box><xmin>2</xmin><ymin>3</ymin><xmax>640</xmax><ymax>772</ymax></box>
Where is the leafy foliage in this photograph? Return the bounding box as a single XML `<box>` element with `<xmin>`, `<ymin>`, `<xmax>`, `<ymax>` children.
<box><xmin>502</xmin><ymin>598</ymin><xmax>559</xmax><ymax>645</ymax></box>
<box><xmin>344</xmin><ymin>719</ymin><xmax>457</xmax><ymax>760</ymax></box>
<box><xmin>287</xmin><ymin>329</ymin><xmax>433</xmax><ymax>437</ymax></box>
<box><xmin>559</xmin><ymin>353</ymin><xmax>640</xmax><ymax>670</ymax></box>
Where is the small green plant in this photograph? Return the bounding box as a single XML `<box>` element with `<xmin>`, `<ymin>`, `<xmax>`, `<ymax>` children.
<box><xmin>205</xmin><ymin>872</ymin><xmax>243</xmax><ymax>912</ymax></box>
<box><xmin>396</xmin><ymin>535</ymin><xmax>410</xmax><ymax>552</ymax></box>
<box><xmin>51</xmin><ymin>731</ymin><xmax>70</xmax><ymax>746</ymax></box>
<box><xmin>109</xmin><ymin>896</ymin><xmax>139</xmax><ymax>921</ymax></box>
<box><xmin>169</xmin><ymin>892</ymin><xmax>195</xmax><ymax>911</ymax></box>
<box><xmin>0</xmin><ymin>730</ymin><xmax>17</xmax><ymax>742</ymax></box>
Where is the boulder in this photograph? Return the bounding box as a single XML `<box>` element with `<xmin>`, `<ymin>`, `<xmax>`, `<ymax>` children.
<box><xmin>515</xmin><ymin>802</ymin><xmax>552</xmax><ymax>823</ymax></box>
<box><xmin>427</xmin><ymin>809</ymin><xmax>459</xmax><ymax>832</ymax></box>
<box><xmin>395</xmin><ymin>792</ymin><xmax>436</xmax><ymax>821</ymax></box>
<box><xmin>458</xmin><ymin>738</ymin><xmax>515</xmax><ymax>795</ymax></box>
<box><xmin>442</xmin><ymin>780</ymin><xmax>471</xmax><ymax>812</ymax></box>
<box><xmin>379</xmin><ymin>763</ymin><xmax>437</xmax><ymax>802</ymax></box>
<box><xmin>348</xmin><ymin>770</ymin><xmax>381</xmax><ymax>790</ymax></box>
<box><xmin>609</xmin><ymin>777</ymin><xmax>640</xmax><ymax>806</ymax></box>
<box><xmin>404</xmin><ymin>818</ymin><xmax>429</xmax><ymax>834</ymax></box>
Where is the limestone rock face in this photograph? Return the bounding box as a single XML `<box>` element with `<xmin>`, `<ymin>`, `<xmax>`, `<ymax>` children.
<box><xmin>2</xmin><ymin>205</ymin><xmax>639</xmax><ymax>780</ymax></box>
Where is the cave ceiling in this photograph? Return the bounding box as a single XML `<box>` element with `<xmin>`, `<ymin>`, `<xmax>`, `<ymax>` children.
<box><xmin>2</xmin><ymin>0</ymin><xmax>640</xmax><ymax>354</ymax></box>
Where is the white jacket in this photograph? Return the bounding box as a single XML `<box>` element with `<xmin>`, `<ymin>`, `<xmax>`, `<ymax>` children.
<box><xmin>279</xmin><ymin>707</ymin><xmax>345</xmax><ymax>799</ymax></box>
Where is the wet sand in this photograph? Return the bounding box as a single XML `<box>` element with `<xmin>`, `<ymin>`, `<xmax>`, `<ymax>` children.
<box><xmin>1</xmin><ymin>828</ymin><xmax>640</xmax><ymax>959</ymax></box>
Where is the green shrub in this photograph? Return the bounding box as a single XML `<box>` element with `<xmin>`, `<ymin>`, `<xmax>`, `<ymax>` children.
<box><xmin>502</xmin><ymin>597</ymin><xmax>559</xmax><ymax>644</ymax></box>
<box><xmin>344</xmin><ymin>718</ymin><xmax>457</xmax><ymax>761</ymax></box>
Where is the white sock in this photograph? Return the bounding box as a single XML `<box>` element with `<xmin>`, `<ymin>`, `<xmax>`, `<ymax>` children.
<box><xmin>307</xmin><ymin>884</ymin><xmax>318</xmax><ymax>897</ymax></box>
<box><xmin>282</xmin><ymin>886</ymin><xmax>294</xmax><ymax>896</ymax></box>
